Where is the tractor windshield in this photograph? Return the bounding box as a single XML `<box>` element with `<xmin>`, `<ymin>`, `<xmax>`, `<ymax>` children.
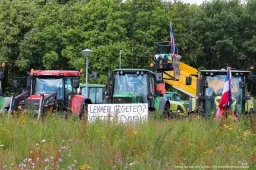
<box><xmin>35</xmin><ymin>78</ymin><xmax>64</xmax><ymax>99</ymax></box>
<box><xmin>113</xmin><ymin>74</ymin><xmax>148</xmax><ymax>96</ymax></box>
<box><xmin>204</xmin><ymin>75</ymin><xmax>244</xmax><ymax>116</ymax></box>
<box><xmin>81</xmin><ymin>87</ymin><xmax>104</xmax><ymax>104</ymax></box>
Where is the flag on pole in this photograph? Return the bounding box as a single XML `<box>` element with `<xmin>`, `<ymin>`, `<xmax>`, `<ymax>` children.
<box><xmin>215</xmin><ymin>67</ymin><xmax>238</xmax><ymax>121</ymax></box>
<box><xmin>170</xmin><ymin>23</ymin><xmax>175</xmax><ymax>55</ymax></box>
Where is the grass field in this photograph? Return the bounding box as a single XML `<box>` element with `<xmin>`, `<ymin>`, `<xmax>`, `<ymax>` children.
<box><xmin>0</xmin><ymin>114</ymin><xmax>255</xmax><ymax>169</ymax></box>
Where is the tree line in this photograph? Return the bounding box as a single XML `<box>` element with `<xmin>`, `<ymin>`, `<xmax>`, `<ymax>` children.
<box><xmin>0</xmin><ymin>0</ymin><xmax>256</xmax><ymax>84</ymax></box>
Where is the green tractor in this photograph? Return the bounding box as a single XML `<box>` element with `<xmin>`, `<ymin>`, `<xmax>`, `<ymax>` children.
<box><xmin>105</xmin><ymin>68</ymin><xmax>171</xmax><ymax>117</ymax></box>
<box><xmin>185</xmin><ymin>69</ymin><xmax>256</xmax><ymax>117</ymax></box>
<box><xmin>0</xmin><ymin>72</ymin><xmax>12</xmax><ymax>113</ymax></box>
<box><xmin>79</xmin><ymin>83</ymin><xmax>106</xmax><ymax>104</ymax></box>
<box><xmin>165</xmin><ymin>91</ymin><xmax>189</xmax><ymax>118</ymax></box>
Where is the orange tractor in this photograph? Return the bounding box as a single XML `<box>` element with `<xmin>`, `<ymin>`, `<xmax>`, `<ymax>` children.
<box><xmin>9</xmin><ymin>70</ymin><xmax>92</xmax><ymax>119</ymax></box>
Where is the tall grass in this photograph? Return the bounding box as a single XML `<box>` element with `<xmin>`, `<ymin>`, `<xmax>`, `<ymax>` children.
<box><xmin>0</xmin><ymin>114</ymin><xmax>255</xmax><ymax>169</ymax></box>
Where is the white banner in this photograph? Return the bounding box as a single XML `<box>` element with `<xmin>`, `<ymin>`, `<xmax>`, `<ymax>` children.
<box><xmin>88</xmin><ymin>103</ymin><xmax>148</xmax><ymax>123</ymax></box>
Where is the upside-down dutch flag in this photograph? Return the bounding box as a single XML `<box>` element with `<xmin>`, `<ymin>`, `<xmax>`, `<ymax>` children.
<box><xmin>170</xmin><ymin>24</ymin><xmax>175</xmax><ymax>55</ymax></box>
<box><xmin>215</xmin><ymin>67</ymin><xmax>238</xmax><ymax>121</ymax></box>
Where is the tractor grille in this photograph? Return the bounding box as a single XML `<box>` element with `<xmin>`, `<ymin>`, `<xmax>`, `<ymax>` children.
<box><xmin>112</xmin><ymin>97</ymin><xmax>132</xmax><ymax>104</ymax></box>
<box><xmin>25</xmin><ymin>100</ymin><xmax>40</xmax><ymax>111</ymax></box>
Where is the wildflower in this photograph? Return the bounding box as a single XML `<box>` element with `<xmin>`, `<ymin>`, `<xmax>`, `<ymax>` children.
<box><xmin>61</xmin><ymin>146</ymin><xmax>68</xmax><ymax>150</ymax></box>
<box><xmin>41</xmin><ymin>139</ymin><xmax>46</xmax><ymax>143</ymax></box>
<box><xmin>35</xmin><ymin>143</ymin><xmax>39</xmax><ymax>146</ymax></box>
<box><xmin>133</xmin><ymin>131</ymin><xmax>138</xmax><ymax>135</ymax></box>
<box><xmin>68</xmin><ymin>154</ymin><xmax>71</xmax><ymax>158</ymax></box>
<box><xmin>209</xmin><ymin>149</ymin><xmax>213</xmax><ymax>153</ymax></box>
<box><xmin>243</xmin><ymin>131</ymin><xmax>250</xmax><ymax>137</ymax></box>
<box><xmin>79</xmin><ymin>164</ymin><xmax>91</xmax><ymax>170</ymax></box>
<box><xmin>0</xmin><ymin>144</ymin><xmax>4</xmax><ymax>147</ymax></box>
<box><xmin>236</xmin><ymin>148</ymin><xmax>241</xmax><ymax>152</ymax></box>
<box><xmin>44</xmin><ymin>158</ymin><xmax>50</xmax><ymax>163</ymax></box>
<box><xmin>223</xmin><ymin>124</ymin><xmax>229</xmax><ymax>129</ymax></box>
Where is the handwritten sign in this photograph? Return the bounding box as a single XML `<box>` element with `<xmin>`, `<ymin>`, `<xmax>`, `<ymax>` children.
<box><xmin>88</xmin><ymin>104</ymin><xmax>148</xmax><ymax>123</ymax></box>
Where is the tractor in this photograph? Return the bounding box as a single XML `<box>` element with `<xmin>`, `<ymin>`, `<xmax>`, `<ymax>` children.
<box><xmin>165</xmin><ymin>91</ymin><xmax>189</xmax><ymax>117</ymax></box>
<box><xmin>0</xmin><ymin>70</ymin><xmax>11</xmax><ymax>113</ymax></box>
<box><xmin>10</xmin><ymin>70</ymin><xmax>92</xmax><ymax>119</ymax></box>
<box><xmin>79</xmin><ymin>83</ymin><xmax>106</xmax><ymax>104</ymax></box>
<box><xmin>185</xmin><ymin>69</ymin><xmax>256</xmax><ymax>117</ymax></box>
<box><xmin>105</xmin><ymin>68</ymin><xmax>171</xmax><ymax>118</ymax></box>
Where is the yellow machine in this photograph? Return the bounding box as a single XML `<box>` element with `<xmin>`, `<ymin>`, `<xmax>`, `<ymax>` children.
<box><xmin>164</xmin><ymin>62</ymin><xmax>197</xmax><ymax>97</ymax></box>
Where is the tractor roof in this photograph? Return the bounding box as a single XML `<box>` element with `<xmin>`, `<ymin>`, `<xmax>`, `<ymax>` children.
<box><xmin>200</xmin><ymin>69</ymin><xmax>250</xmax><ymax>76</ymax></box>
<box><xmin>80</xmin><ymin>84</ymin><xmax>106</xmax><ymax>88</ymax></box>
<box><xmin>112</xmin><ymin>68</ymin><xmax>154</xmax><ymax>74</ymax></box>
<box><xmin>30</xmin><ymin>70</ymin><xmax>80</xmax><ymax>77</ymax></box>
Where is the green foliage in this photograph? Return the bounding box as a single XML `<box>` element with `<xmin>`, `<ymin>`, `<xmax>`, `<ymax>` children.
<box><xmin>0</xmin><ymin>0</ymin><xmax>256</xmax><ymax>85</ymax></box>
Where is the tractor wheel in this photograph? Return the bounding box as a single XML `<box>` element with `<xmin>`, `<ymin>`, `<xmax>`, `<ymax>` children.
<box><xmin>163</xmin><ymin>103</ymin><xmax>171</xmax><ymax>119</ymax></box>
<box><xmin>188</xmin><ymin>111</ymin><xmax>198</xmax><ymax>119</ymax></box>
<box><xmin>79</xmin><ymin>103</ymin><xmax>88</xmax><ymax>120</ymax></box>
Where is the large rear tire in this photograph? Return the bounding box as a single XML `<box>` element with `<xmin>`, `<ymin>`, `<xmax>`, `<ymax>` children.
<box><xmin>79</xmin><ymin>103</ymin><xmax>88</xmax><ymax>120</ymax></box>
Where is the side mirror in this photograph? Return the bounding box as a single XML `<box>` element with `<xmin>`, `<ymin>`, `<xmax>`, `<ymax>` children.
<box><xmin>92</xmin><ymin>71</ymin><xmax>98</xmax><ymax>80</ymax></box>
<box><xmin>185</xmin><ymin>76</ymin><xmax>192</xmax><ymax>85</ymax></box>
<box><xmin>12</xmin><ymin>80</ymin><xmax>18</xmax><ymax>89</ymax></box>
<box><xmin>155</xmin><ymin>72</ymin><xmax>163</xmax><ymax>82</ymax></box>
<box><xmin>72</xmin><ymin>79</ymin><xmax>79</xmax><ymax>89</ymax></box>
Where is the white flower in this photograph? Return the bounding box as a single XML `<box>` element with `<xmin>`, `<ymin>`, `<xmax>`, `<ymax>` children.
<box><xmin>44</xmin><ymin>158</ymin><xmax>50</xmax><ymax>163</ymax></box>
<box><xmin>41</xmin><ymin>139</ymin><xmax>46</xmax><ymax>143</ymax></box>
<box><xmin>0</xmin><ymin>144</ymin><xmax>4</xmax><ymax>147</ymax></box>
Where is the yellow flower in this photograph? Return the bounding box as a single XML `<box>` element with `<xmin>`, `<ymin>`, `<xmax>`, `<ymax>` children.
<box><xmin>209</xmin><ymin>149</ymin><xmax>213</xmax><ymax>153</ymax></box>
<box><xmin>133</xmin><ymin>131</ymin><xmax>138</xmax><ymax>135</ymax></box>
<box><xmin>79</xmin><ymin>164</ymin><xmax>91</xmax><ymax>170</ymax></box>
<box><xmin>236</xmin><ymin>148</ymin><xmax>241</xmax><ymax>152</ymax></box>
<box><xmin>243</xmin><ymin>130</ymin><xmax>250</xmax><ymax>137</ymax></box>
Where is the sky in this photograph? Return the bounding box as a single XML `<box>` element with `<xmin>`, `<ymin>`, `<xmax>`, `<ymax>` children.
<box><xmin>181</xmin><ymin>0</ymin><xmax>205</xmax><ymax>5</ymax></box>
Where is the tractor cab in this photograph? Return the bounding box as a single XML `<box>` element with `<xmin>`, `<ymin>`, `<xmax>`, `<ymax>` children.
<box><xmin>193</xmin><ymin>70</ymin><xmax>250</xmax><ymax>117</ymax></box>
<box><xmin>79</xmin><ymin>84</ymin><xmax>106</xmax><ymax>104</ymax></box>
<box><xmin>109</xmin><ymin>69</ymin><xmax>155</xmax><ymax>104</ymax></box>
<box><xmin>105</xmin><ymin>68</ymin><xmax>171</xmax><ymax>117</ymax></box>
<box><xmin>29</xmin><ymin>70</ymin><xmax>79</xmax><ymax>107</ymax></box>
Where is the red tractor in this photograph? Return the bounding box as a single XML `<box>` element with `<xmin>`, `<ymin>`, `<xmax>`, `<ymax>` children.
<box><xmin>10</xmin><ymin>70</ymin><xmax>92</xmax><ymax>119</ymax></box>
